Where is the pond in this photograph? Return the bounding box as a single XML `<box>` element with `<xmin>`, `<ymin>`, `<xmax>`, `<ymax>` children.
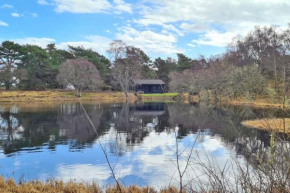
<box><xmin>0</xmin><ymin>102</ymin><xmax>289</xmax><ymax>189</ymax></box>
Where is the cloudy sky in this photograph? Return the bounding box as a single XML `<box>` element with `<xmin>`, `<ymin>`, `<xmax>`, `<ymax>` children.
<box><xmin>0</xmin><ymin>0</ymin><xmax>289</xmax><ymax>59</ymax></box>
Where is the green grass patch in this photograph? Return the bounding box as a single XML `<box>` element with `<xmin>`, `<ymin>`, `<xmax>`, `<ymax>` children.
<box><xmin>139</xmin><ymin>93</ymin><xmax>179</xmax><ymax>97</ymax></box>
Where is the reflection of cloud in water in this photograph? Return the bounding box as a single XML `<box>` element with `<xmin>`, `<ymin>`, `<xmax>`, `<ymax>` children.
<box><xmin>105</xmin><ymin>130</ymin><xmax>238</xmax><ymax>188</ymax></box>
<box><xmin>0</xmin><ymin>106</ymin><xmax>242</xmax><ymax>189</ymax></box>
<box><xmin>57</xmin><ymin>164</ymin><xmax>111</xmax><ymax>182</ymax></box>
<box><xmin>53</xmin><ymin>128</ymin><xmax>240</xmax><ymax>188</ymax></box>
<box><xmin>56</xmin><ymin>163</ymin><xmax>133</xmax><ymax>185</ymax></box>
<box><xmin>0</xmin><ymin>152</ymin><xmax>6</xmax><ymax>159</ymax></box>
<box><xmin>14</xmin><ymin>160</ymin><xmax>21</xmax><ymax>167</ymax></box>
<box><xmin>199</xmin><ymin>136</ymin><xmax>225</xmax><ymax>153</ymax></box>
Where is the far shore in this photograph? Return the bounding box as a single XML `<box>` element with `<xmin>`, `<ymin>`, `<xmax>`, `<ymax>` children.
<box><xmin>0</xmin><ymin>90</ymin><xmax>180</xmax><ymax>102</ymax></box>
<box><xmin>0</xmin><ymin>90</ymin><xmax>135</xmax><ymax>102</ymax></box>
<box><xmin>0</xmin><ymin>90</ymin><xmax>289</xmax><ymax>110</ymax></box>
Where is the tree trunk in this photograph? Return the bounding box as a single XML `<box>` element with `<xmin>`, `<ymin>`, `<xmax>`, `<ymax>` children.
<box><xmin>124</xmin><ymin>91</ymin><xmax>129</xmax><ymax>98</ymax></box>
<box><xmin>5</xmin><ymin>81</ymin><xmax>10</xmax><ymax>90</ymax></box>
<box><xmin>76</xmin><ymin>88</ymin><xmax>82</xmax><ymax>97</ymax></box>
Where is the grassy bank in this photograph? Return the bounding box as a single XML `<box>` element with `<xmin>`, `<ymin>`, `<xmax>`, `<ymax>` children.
<box><xmin>137</xmin><ymin>93</ymin><xmax>179</xmax><ymax>100</ymax></box>
<box><xmin>0</xmin><ymin>176</ymin><xmax>180</xmax><ymax>193</ymax></box>
<box><xmin>241</xmin><ymin>118</ymin><xmax>290</xmax><ymax>134</ymax></box>
<box><xmin>138</xmin><ymin>93</ymin><xmax>179</xmax><ymax>97</ymax></box>
<box><xmin>0</xmin><ymin>90</ymin><xmax>136</xmax><ymax>102</ymax></box>
<box><xmin>0</xmin><ymin>91</ymin><xmax>183</xmax><ymax>102</ymax></box>
<box><xmin>0</xmin><ymin>90</ymin><xmax>289</xmax><ymax>110</ymax></box>
<box><xmin>224</xmin><ymin>97</ymin><xmax>288</xmax><ymax>109</ymax></box>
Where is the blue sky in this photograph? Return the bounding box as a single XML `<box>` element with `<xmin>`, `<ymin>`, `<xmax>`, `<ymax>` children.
<box><xmin>1</xmin><ymin>0</ymin><xmax>290</xmax><ymax>60</ymax></box>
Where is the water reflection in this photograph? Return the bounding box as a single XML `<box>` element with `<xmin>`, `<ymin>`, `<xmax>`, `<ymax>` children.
<box><xmin>0</xmin><ymin>102</ymin><xmax>289</xmax><ymax>188</ymax></box>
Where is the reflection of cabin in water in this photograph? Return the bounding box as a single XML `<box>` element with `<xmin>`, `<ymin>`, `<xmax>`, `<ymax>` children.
<box><xmin>126</xmin><ymin>103</ymin><xmax>165</xmax><ymax>144</ymax></box>
<box><xmin>132</xmin><ymin>103</ymin><xmax>165</xmax><ymax>116</ymax></box>
<box><xmin>132</xmin><ymin>79</ymin><xmax>165</xmax><ymax>94</ymax></box>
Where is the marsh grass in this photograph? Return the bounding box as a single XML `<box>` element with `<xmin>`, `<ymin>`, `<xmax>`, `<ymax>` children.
<box><xmin>241</xmin><ymin>118</ymin><xmax>290</xmax><ymax>134</ymax></box>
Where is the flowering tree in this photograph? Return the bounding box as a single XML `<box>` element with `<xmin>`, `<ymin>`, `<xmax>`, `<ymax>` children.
<box><xmin>57</xmin><ymin>59</ymin><xmax>103</xmax><ymax>97</ymax></box>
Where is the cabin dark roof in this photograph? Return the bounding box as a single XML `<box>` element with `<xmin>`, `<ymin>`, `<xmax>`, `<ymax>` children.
<box><xmin>133</xmin><ymin>79</ymin><xmax>165</xmax><ymax>85</ymax></box>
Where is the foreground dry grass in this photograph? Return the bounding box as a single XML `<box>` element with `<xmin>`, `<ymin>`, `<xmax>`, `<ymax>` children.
<box><xmin>241</xmin><ymin>118</ymin><xmax>290</xmax><ymax>134</ymax></box>
<box><xmin>0</xmin><ymin>90</ymin><xmax>136</xmax><ymax>102</ymax></box>
<box><xmin>0</xmin><ymin>177</ymin><xmax>181</xmax><ymax>193</ymax></box>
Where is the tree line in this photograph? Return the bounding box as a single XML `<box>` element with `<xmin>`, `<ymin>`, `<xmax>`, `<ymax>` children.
<box><xmin>1</xmin><ymin>25</ymin><xmax>290</xmax><ymax>99</ymax></box>
<box><xmin>0</xmin><ymin>39</ymin><xmax>213</xmax><ymax>95</ymax></box>
<box><xmin>169</xmin><ymin>25</ymin><xmax>290</xmax><ymax>101</ymax></box>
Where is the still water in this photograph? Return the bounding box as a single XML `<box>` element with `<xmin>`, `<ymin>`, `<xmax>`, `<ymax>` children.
<box><xmin>0</xmin><ymin>102</ymin><xmax>287</xmax><ymax>188</ymax></box>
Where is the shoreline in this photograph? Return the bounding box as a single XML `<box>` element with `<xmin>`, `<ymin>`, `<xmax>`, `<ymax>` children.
<box><xmin>0</xmin><ymin>90</ymin><xmax>136</xmax><ymax>102</ymax></box>
<box><xmin>0</xmin><ymin>91</ymin><xmax>288</xmax><ymax>109</ymax></box>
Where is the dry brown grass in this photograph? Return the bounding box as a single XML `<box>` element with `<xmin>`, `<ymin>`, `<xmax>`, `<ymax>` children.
<box><xmin>227</xmin><ymin>99</ymin><xmax>286</xmax><ymax>109</ymax></box>
<box><xmin>241</xmin><ymin>118</ymin><xmax>290</xmax><ymax>134</ymax></box>
<box><xmin>0</xmin><ymin>176</ymin><xmax>102</xmax><ymax>193</ymax></box>
<box><xmin>0</xmin><ymin>90</ymin><xmax>136</xmax><ymax>102</ymax></box>
<box><xmin>0</xmin><ymin>176</ymin><xmax>183</xmax><ymax>193</ymax></box>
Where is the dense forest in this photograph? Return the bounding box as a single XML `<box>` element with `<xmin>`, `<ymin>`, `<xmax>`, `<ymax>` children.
<box><xmin>1</xmin><ymin>25</ymin><xmax>290</xmax><ymax>100</ymax></box>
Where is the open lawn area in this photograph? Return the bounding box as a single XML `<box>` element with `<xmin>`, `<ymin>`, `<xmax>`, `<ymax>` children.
<box><xmin>138</xmin><ymin>93</ymin><xmax>179</xmax><ymax>97</ymax></box>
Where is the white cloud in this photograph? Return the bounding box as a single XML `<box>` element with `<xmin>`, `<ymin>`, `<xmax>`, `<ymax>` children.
<box><xmin>187</xmin><ymin>43</ymin><xmax>196</xmax><ymax>47</ymax></box>
<box><xmin>57</xmin><ymin>35</ymin><xmax>112</xmax><ymax>55</ymax></box>
<box><xmin>113</xmin><ymin>0</ymin><xmax>132</xmax><ymax>14</ymax></box>
<box><xmin>12</xmin><ymin>37</ymin><xmax>56</xmax><ymax>47</ymax></box>
<box><xmin>0</xmin><ymin>21</ymin><xmax>8</xmax><ymax>27</ymax></box>
<box><xmin>53</xmin><ymin>0</ymin><xmax>112</xmax><ymax>13</ymax></box>
<box><xmin>1</xmin><ymin>4</ymin><xmax>13</xmax><ymax>8</ymax></box>
<box><xmin>180</xmin><ymin>23</ymin><xmax>209</xmax><ymax>33</ymax></box>
<box><xmin>38</xmin><ymin>0</ymin><xmax>49</xmax><ymax>5</ymax></box>
<box><xmin>11</xmin><ymin>13</ymin><xmax>21</xmax><ymax>17</ymax></box>
<box><xmin>136</xmin><ymin>0</ymin><xmax>290</xmax><ymax>47</ymax></box>
<box><xmin>138</xmin><ymin>0</ymin><xmax>290</xmax><ymax>27</ymax></box>
<box><xmin>9</xmin><ymin>36</ymin><xmax>111</xmax><ymax>55</ymax></box>
<box><xmin>192</xmin><ymin>30</ymin><xmax>237</xmax><ymax>47</ymax></box>
<box><xmin>32</xmin><ymin>13</ymin><xmax>38</xmax><ymax>18</ymax></box>
<box><xmin>162</xmin><ymin>24</ymin><xmax>184</xmax><ymax>36</ymax></box>
<box><xmin>52</xmin><ymin>0</ymin><xmax>132</xmax><ymax>14</ymax></box>
<box><xmin>116</xmin><ymin>26</ymin><xmax>182</xmax><ymax>54</ymax></box>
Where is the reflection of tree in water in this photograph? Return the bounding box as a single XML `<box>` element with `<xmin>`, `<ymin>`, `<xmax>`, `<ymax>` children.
<box><xmin>167</xmin><ymin>102</ymin><xmax>290</xmax><ymax>163</ymax></box>
<box><xmin>0</xmin><ymin>107</ymin><xmax>61</xmax><ymax>154</ymax></box>
<box><xmin>1</xmin><ymin>101</ymin><xmax>289</xmax><ymax>165</ymax></box>
<box><xmin>0</xmin><ymin>103</ymin><xmax>106</xmax><ymax>154</ymax></box>
<box><xmin>0</xmin><ymin>110</ymin><xmax>24</xmax><ymax>154</ymax></box>
<box><xmin>107</xmin><ymin>102</ymin><xmax>171</xmax><ymax>156</ymax></box>
<box><xmin>57</xmin><ymin>103</ymin><xmax>104</xmax><ymax>149</ymax></box>
<box><xmin>0</xmin><ymin>102</ymin><xmax>170</xmax><ymax>155</ymax></box>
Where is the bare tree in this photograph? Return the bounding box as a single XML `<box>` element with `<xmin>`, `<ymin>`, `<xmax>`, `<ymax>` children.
<box><xmin>107</xmin><ymin>40</ymin><xmax>127</xmax><ymax>63</ymax></box>
<box><xmin>57</xmin><ymin>59</ymin><xmax>103</xmax><ymax>97</ymax></box>
<box><xmin>108</xmin><ymin>40</ymin><xmax>149</xmax><ymax>97</ymax></box>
